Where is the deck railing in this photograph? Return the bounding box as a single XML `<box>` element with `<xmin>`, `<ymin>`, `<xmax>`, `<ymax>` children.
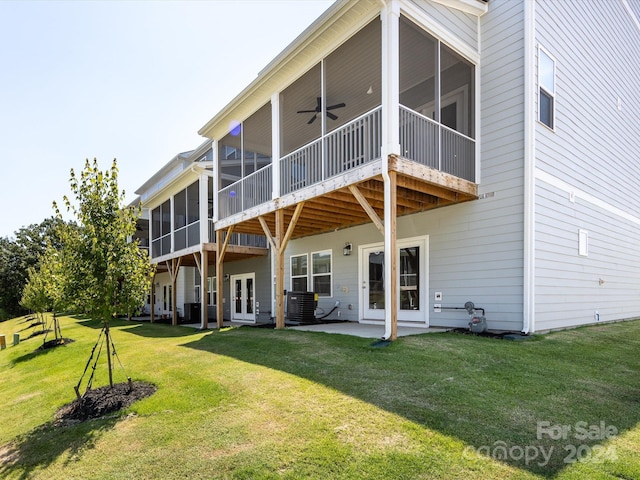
<box><xmin>208</xmin><ymin>219</ymin><xmax>267</xmax><ymax>248</ymax></box>
<box><xmin>218</xmin><ymin>105</ymin><xmax>475</xmax><ymax>220</ymax></box>
<box><xmin>399</xmin><ymin>105</ymin><xmax>475</xmax><ymax>182</ymax></box>
<box><xmin>219</xmin><ymin>164</ymin><xmax>272</xmax><ymax>218</ymax></box>
<box><xmin>280</xmin><ymin>106</ymin><xmax>382</xmax><ymax>195</ymax></box>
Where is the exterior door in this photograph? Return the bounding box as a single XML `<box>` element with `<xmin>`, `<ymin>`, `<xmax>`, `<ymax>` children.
<box><xmin>158</xmin><ymin>284</ymin><xmax>172</xmax><ymax>317</ymax></box>
<box><xmin>361</xmin><ymin>237</ymin><xmax>428</xmax><ymax>324</ymax></box>
<box><xmin>231</xmin><ymin>273</ymin><xmax>255</xmax><ymax>323</ymax></box>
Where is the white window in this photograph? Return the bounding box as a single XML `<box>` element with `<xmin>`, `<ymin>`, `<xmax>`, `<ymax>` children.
<box><xmin>579</xmin><ymin>229</ymin><xmax>589</xmax><ymax>257</ymax></box>
<box><xmin>290</xmin><ymin>254</ymin><xmax>308</xmax><ymax>292</ymax></box>
<box><xmin>538</xmin><ymin>47</ymin><xmax>555</xmax><ymax>129</ymax></box>
<box><xmin>312</xmin><ymin>250</ymin><xmax>332</xmax><ymax>297</ymax></box>
<box><xmin>207</xmin><ymin>277</ymin><xmax>217</xmax><ymax>306</ymax></box>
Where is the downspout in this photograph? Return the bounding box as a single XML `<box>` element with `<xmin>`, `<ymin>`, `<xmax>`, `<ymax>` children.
<box><xmin>523</xmin><ymin>0</ymin><xmax>536</xmax><ymax>334</ymax></box>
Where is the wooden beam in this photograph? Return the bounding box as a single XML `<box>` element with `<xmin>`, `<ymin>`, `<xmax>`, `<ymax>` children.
<box><xmin>193</xmin><ymin>251</ymin><xmax>202</xmax><ymax>275</ymax></box>
<box><xmin>258</xmin><ymin>216</ymin><xmax>277</xmax><ymax>251</ymax></box>
<box><xmin>275</xmin><ymin>209</ymin><xmax>285</xmax><ymax>329</ymax></box>
<box><xmin>218</xmin><ymin>225</ymin><xmax>235</xmax><ymax>260</ymax></box>
<box><xmin>349</xmin><ymin>184</ymin><xmax>385</xmax><ymax>236</ymax></box>
<box><xmin>201</xmin><ymin>249</ymin><xmax>209</xmax><ymax>330</ymax></box>
<box><xmin>150</xmin><ymin>272</ymin><xmax>156</xmax><ymax>324</ymax></box>
<box><xmin>169</xmin><ymin>257</ymin><xmax>182</xmax><ymax>326</ymax></box>
<box><xmin>280</xmin><ymin>202</ymin><xmax>304</xmax><ymax>254</ymax></box>
<box><xmin>216</xmin><ymin>229</ymin><xmax>225</xmax><ymax>329</ymax></box>
<box><xmin>388</xmin><ymin>170</ymin><xmax>398</xmax><ymax>341</ymax></box>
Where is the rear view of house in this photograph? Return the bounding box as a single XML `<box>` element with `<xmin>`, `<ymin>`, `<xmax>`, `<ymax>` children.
<box><xmin>134</xmin><ymin>0</ymin><xmax>640</xmax><ymax>338</ymax></box>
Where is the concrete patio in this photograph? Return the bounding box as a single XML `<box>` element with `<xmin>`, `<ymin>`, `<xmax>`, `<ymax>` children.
<box><xmin>176</xmin><ymin>320</ymin><xmax>448</xmax><ymax>339</ymax></box>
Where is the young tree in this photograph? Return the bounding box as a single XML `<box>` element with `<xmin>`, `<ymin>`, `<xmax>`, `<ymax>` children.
<box><xmin>20</xmin><ymin>266</ymin><xmax>50</xmax><ymax>325</ymax></box>
<box><xmin>55</xmin><ymin>159</ymin><xmax>154</xmax><ymax>388</ymax></box>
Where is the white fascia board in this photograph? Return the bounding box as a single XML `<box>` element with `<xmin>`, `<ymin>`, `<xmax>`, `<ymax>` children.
<box><xmin>429</xmin><ymin>0</ymin><xmax>488</xmax><ymax>17</ymax></box>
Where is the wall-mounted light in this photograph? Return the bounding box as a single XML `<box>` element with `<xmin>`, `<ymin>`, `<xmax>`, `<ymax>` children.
<box><xmin>343</xmin><ymin>243</ymin><xmax>352</xmax><ymax>256</ymax></box>
<box><xmin>366</xmin><ymin>85</ymin><xmax>373</xmax><ymax>95</ymax></box>
<box><xmin>224</xmin><ymin>274</ymin><xmax>230</xmax><ymax>281</ymax></box>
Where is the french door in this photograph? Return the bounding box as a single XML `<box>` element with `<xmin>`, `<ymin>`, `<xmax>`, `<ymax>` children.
<box><xmin>231</xmin><ymin>273</ymin><xmax>255</xmax><ymax>323</ymax></box>
<box><xmin>360</xmin><ymin>237</ymin><xmax>428</xmax><ymax>324</ymax></box>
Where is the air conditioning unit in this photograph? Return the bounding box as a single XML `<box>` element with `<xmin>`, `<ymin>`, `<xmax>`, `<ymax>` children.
<box><xmin>286</xmin><ymin>291</ymin><xmax>316</xmax><ymax>324</ymax></box>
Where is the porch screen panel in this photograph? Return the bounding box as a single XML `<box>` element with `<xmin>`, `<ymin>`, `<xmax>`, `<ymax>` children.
<box><xmin>186</xmin><ymin>181</ymin><xmax>199</xmax><ymax>247</ymax></box>
<box><xmin>399</xmin><ymin>17</ymin><xmax>438</xmax><ymax>167</ymax></box>
<box><xmin>325</xmin><ymin>18</ymin><xmax>381</xmax><ymax>132</ymax></box>
<box><xmin>174</xmin><ymin>190</ymin><xmax>187</xmax><ymax>251</ymax></box>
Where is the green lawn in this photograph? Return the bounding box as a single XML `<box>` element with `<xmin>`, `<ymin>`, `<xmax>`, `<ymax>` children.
<box><xmin>0</xmin><ymin>314</ymin><xmax>639</xmax><ymax>479</ymax></box>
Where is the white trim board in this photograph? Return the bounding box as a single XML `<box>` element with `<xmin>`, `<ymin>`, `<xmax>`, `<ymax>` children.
<box><xmin>535</xmin><ymin>168</ymin><xmax>640</xmax><ymax>226</ymax></box>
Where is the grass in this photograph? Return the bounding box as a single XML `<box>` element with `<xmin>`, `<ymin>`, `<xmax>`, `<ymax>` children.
<box><xmin>0</xmin><ymin>314</ymin><xmax>639</xmax><ymax>479</ymax></box>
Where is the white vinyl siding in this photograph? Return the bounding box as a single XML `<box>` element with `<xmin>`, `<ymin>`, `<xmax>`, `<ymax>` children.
<box><xmin>534</xmin><ymin>0</ymin><xmax>640</xmax><ymax>331</ymax></box>
<box><xmin>535</xmin><ymin>181</ymin><xmax>640</xmax><ymax>331</ymax></box>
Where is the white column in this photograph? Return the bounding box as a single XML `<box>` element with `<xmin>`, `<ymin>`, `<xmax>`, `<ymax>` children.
<box><xmin>271</xmin><ymin>92</ymin><xmax>280</xmax><ymax>199</ymax></box>
<box><xmin>211</xmin><ymin>139</ymin><xmax>219</xmax><ymax>222</ymax></box>
<box><xmin>381</xmin><ymin>1</ymin><xmax>400</xmax><ymax>340</ymax></box>
<box><xmin>381</xmin><ymin>0</ymin><xmax>401</xmax><ymax>158</ymax></box>
<box><xmin>199</xmin><ymin>173</ymin><xmax>209</xmax><ymax>243</ymax></box>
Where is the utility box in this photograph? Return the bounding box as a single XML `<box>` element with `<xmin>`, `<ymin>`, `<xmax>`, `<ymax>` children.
<box><xmin>183</xmin><ymin>303</ymin><xmax>201</xmax><ymax>323</ymax></box>
<box><xmin>469</xmin><ymin>316</ymin><xmax>487</xmax><ymax>333</ymax></box>
<box><xmin>13</xmin><ymin>333</ymin><xmax>20</xmax><ymax>346</ymax></box>
<box><xmin>286</xmin><ymin>291</ymin><xmax>316</xmax><ymax>324</ymax></box>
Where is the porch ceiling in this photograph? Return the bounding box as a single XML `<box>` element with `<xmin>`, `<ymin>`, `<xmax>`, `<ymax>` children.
<box><xmin>218</xmin><ymin>157</ymin><xmax>477</xmax><ymax>241</ymax></box>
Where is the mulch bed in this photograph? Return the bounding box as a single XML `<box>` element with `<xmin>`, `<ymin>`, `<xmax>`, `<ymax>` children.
<box><xmin>39</xmin><ymin>338</ymin><xmax>74</xmax><ymax>350</ymax></box>
<box><xmin>55</xmin><ymin>381</ymin><xmax>157</xmax><ymax>426</ymax></box>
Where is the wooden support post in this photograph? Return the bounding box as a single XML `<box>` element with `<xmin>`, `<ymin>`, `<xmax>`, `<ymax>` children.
<box><xmin>150</xmin><ymin>276</ymin><xmax>156</xmax><ymax>324</ymax></box>
<box><xmin>388</xmin><ymin>170</ymin><xmax>398</xmax><ymax>341</ymax></box>
<box><xmin>216</xmin><ymin>227</ymin><xmax>233</xmax><ymax>329</ymax></box>
<box><xmin>201</xmin><ymin>249</ymin><xmax>209</xmax><ymax>330</ymax></box>
<box><xmin>258</xmin><ymin>204</ymin><xmax>304</xmax><ymax>330</ymax></box>
<box><xmin>166</xmin><ymin>258</ymin><xmax>182</xmax><ymax>326</ymax></box>
<box><xmin>275</xmin><ymin>209</ymin><xmax>285</xmax><ymax>329</ymax></box>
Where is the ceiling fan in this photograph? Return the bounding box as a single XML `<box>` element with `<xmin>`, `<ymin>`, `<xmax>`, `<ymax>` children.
<box><xmin>297</xmin><ymin>97</ymin><xmax>346</xmax><ymax>124</ymax></box>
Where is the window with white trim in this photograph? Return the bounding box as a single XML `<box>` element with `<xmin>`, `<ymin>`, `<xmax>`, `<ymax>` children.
<box><xmin>538</xmin><ymin>47</ymin><xmax>555</xmax><ymax>129</ymax></box>
<box><xmin>290</xmin><ymin>254</ymin><xmax>308</xmax><ymax>292</ymax></box>
<box><xmin>312</xmin><ymin>250</ymin><xmax>332</xmax><ymax>297</ymax></box>
<box><xmin>207</xmin><ymin>277</ymin><xmax>217</xmax><ymax>306</ymax></box>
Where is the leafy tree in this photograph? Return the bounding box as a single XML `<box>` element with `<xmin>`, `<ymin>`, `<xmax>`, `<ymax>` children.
<box><xmin>0</xmin><ymin>217</ymin><xmax>68</xmax><ymax>318</ymax></box>
<box><xmin>55</xmin><ymin>159</ymin><xmax>154</xmax><ymax>387</ymax></box>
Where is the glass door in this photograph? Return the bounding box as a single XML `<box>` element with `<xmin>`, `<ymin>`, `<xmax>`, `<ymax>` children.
<box><xmin>361</xmin><ymin>237</ymin><xmax>428</xmax><ymax>324</ymax></box>
<box><xmin>231</xmin><ymin>273</ymin><xmax>255</xmax><ymax>323</ymax></box>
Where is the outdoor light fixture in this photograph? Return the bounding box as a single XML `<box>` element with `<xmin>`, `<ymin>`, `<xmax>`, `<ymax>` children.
<box><xmin>343</xmin><ymin>243</ymin><xmax>352</xmax><ymax>256</ymax></box>
<box><xmin>366</xmin><ymin>85</ymin><xmax>373</xmax><ymax>95</ymax></box>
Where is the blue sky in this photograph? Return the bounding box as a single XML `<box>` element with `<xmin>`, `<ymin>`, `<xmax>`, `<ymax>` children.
<box><xmin>0</xmin><ymin>0</ymin><xmax>332</xmax><ymax>238</ymax></box>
